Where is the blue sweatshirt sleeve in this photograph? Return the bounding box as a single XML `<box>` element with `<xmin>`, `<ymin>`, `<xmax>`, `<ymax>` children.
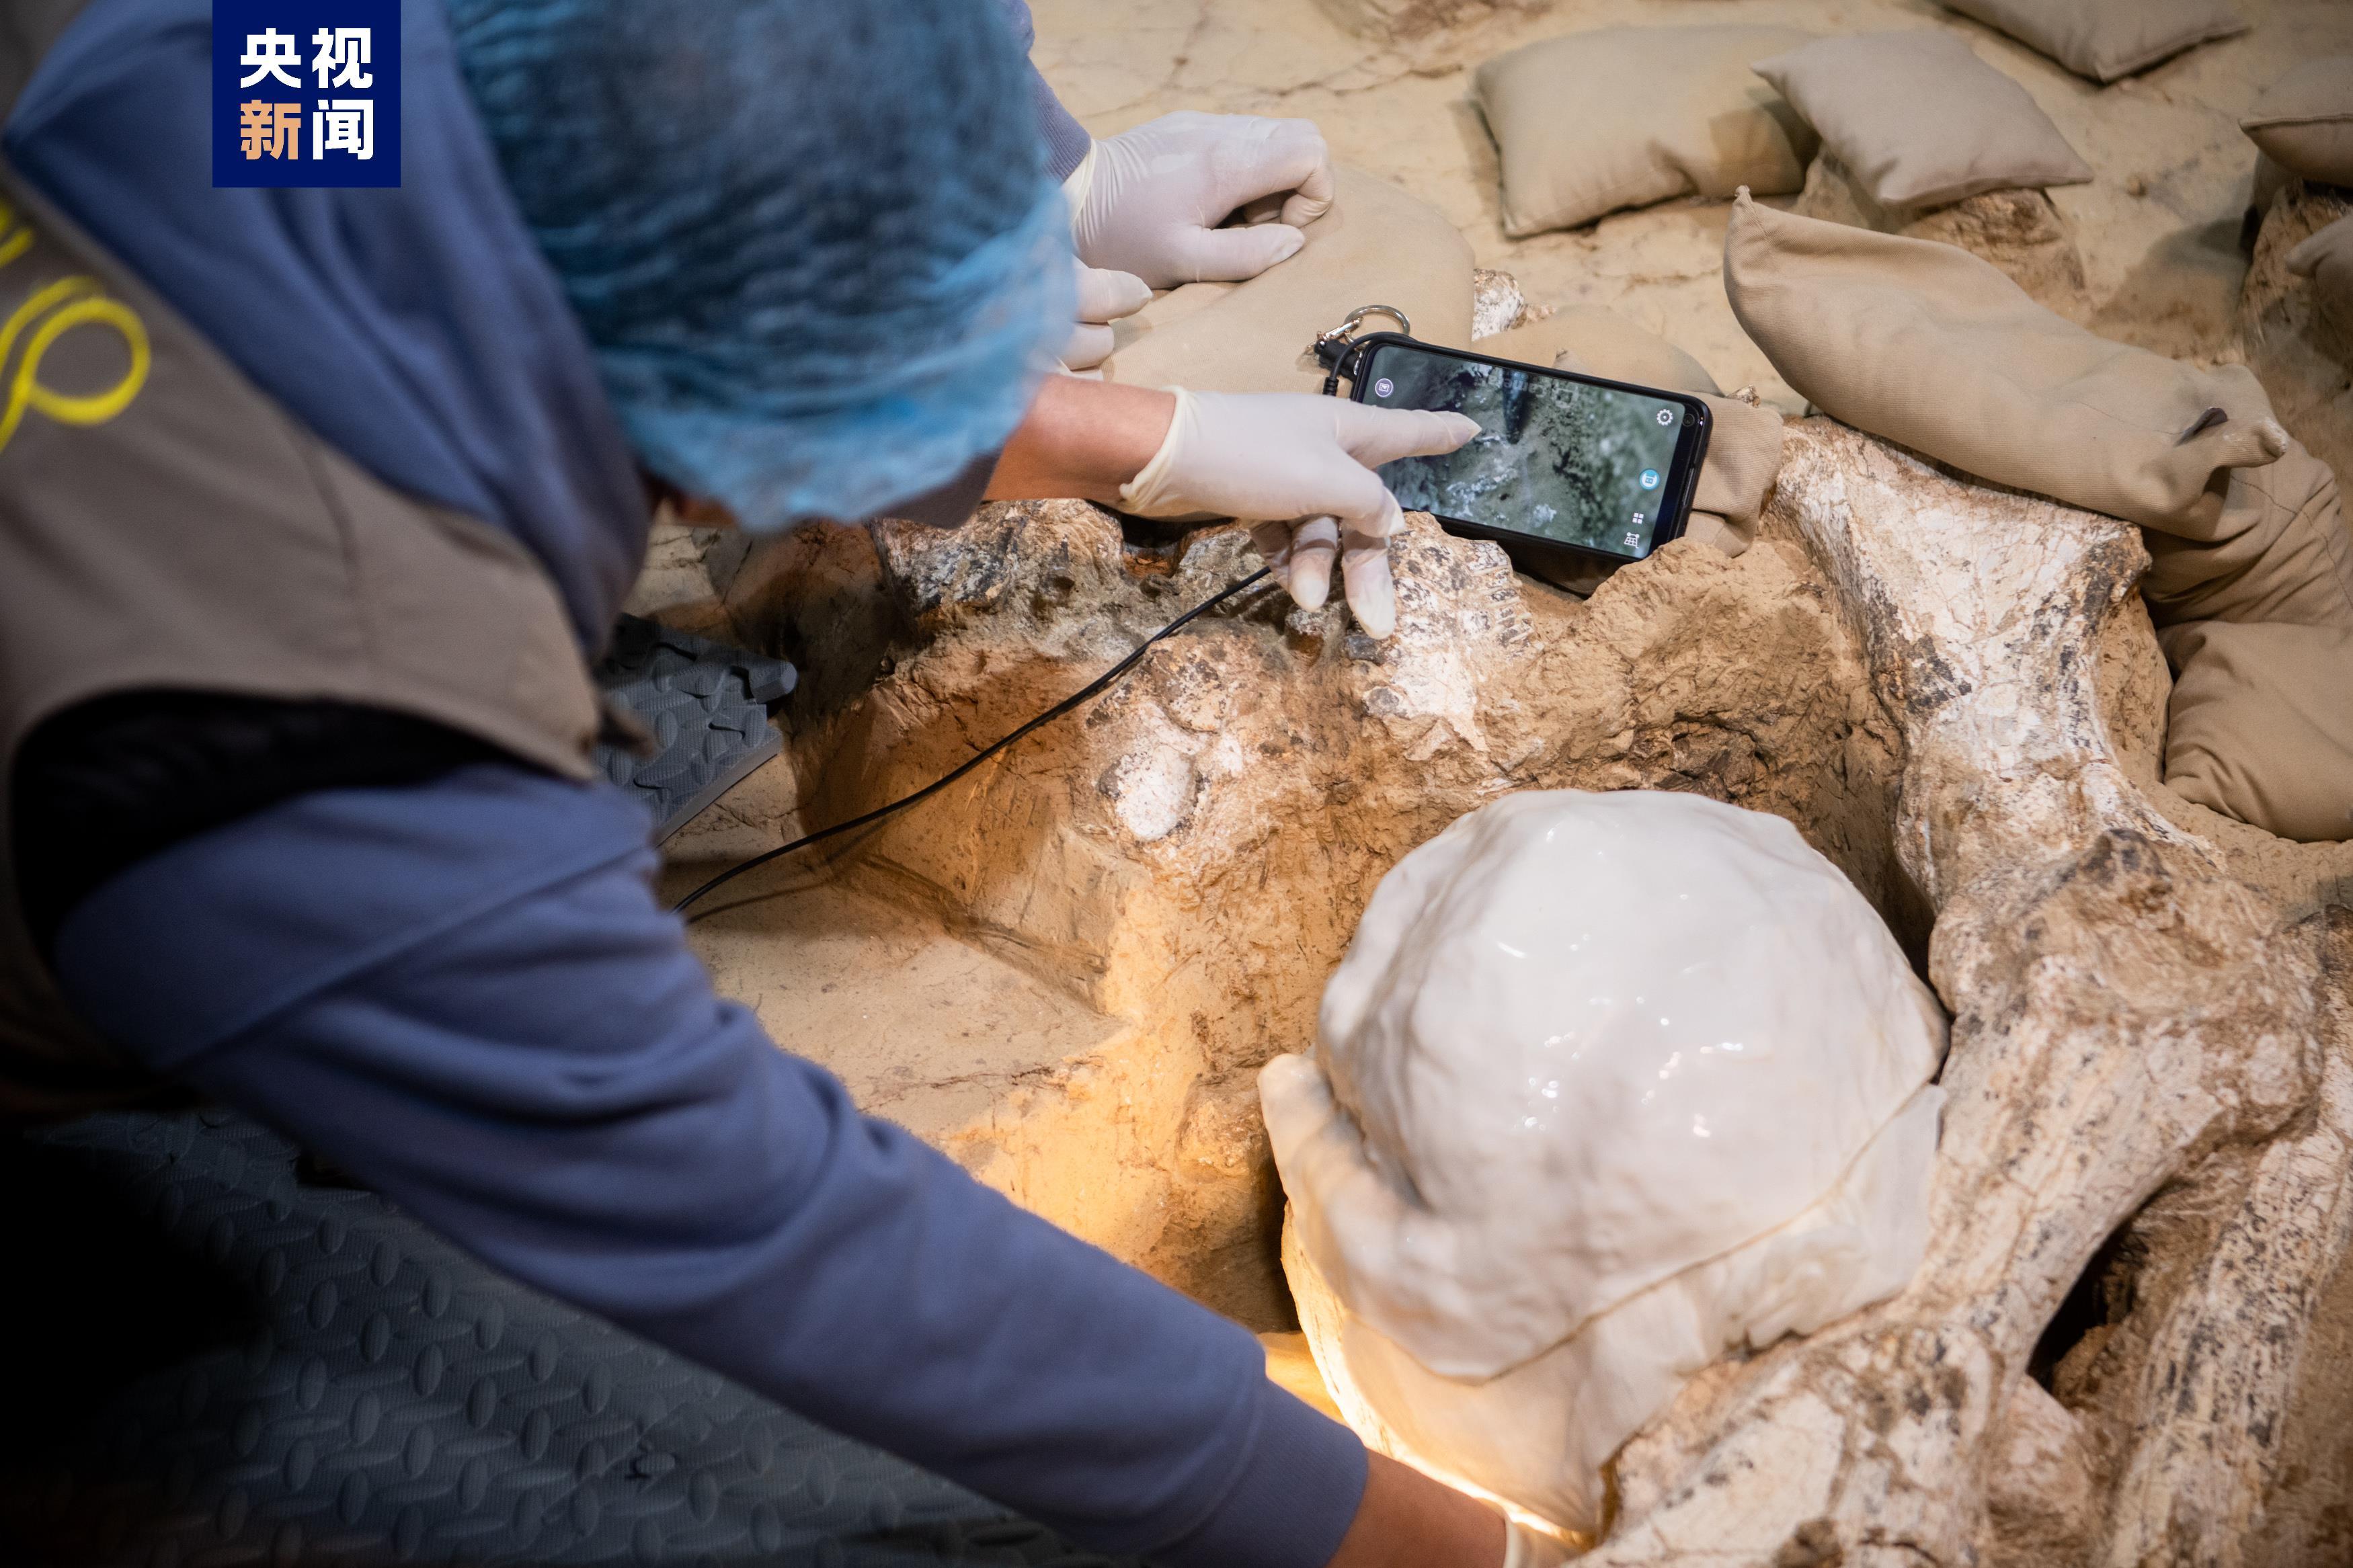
<box><xmin>50</xmin><ymin>764</ymin><xmax>1367</xmax><ymax>1568</ymax></box>
<box><xmin>994</xmin><ymin>0</ymin><xmax>1092</xmax><ymax>181</ymax></box>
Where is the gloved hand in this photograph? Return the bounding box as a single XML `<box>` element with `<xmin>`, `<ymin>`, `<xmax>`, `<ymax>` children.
<box><xmin>1062</xmin><ymin>261</ymin><xmax>1152</xmax><ymax>372</ymax></box>
<box><xmin>1117</xmin><ymin>389</ymin><xmax>1478</xmax><ymax>637</ymax></box>
<box><xmin>1070</xmin><ymin>111</ymin><xmax>1335</xmax><ymax>288</ymax></box>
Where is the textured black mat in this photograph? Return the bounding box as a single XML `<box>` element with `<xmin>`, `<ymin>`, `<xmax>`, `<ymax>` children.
<box><xmin>0</xmin><ymin>1110</ymin><xmax>1129</xmax><ymax>1568</ymax></box>
<box><xmin>593</xmin><ymin>618</ymin><xmax>796</xmax><ymax>843</ymax></box>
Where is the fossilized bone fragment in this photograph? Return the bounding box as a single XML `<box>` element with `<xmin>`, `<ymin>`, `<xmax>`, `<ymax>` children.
<box><xmin>1261</xmin><ymin>788</ymin><xmax>1947</xmax><ymax>1533</ymax></box>
<box><xmin>1581</xmin><ymin>421</ymin><xmax>2340</xmax><ymax>1567</ymax></box>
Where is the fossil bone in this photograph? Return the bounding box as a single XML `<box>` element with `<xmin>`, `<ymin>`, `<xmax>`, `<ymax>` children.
<box><xmin>1578</xmin><ymin>420</ymin><xmax>2343</xmax><ymax>1566</ymax></box>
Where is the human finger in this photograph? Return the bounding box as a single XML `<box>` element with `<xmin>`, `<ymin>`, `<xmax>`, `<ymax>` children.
<box><xmin>1340</xmin><ymin>503</ymin><xmax>1401</xmax><ymax>638</ymax></box>
<box><xmin>1252</xmin><ymin>517</ymin><xmax>1327</xmax><ymax>611</ymax></box>
<box><xmin>1217</xmin><ymin>118</ymin><xmax>1332</xmax><ymax>224</ymax></box>
<box><xmin>1236</xmin><ymin>191</ymin><xmax>1287</xmax><ymax>226</ymax></box>
<box><xmin>1282</xmin><ymin>517</ymin><xmax>1341</xmax><ymax>612</ymax></box>
<box><xmin>1331</xmin><ymin>405</ymin><xmax>1481</xmax><ymax>468</ymax></box>
<box><xmin>1074</xmin><ymin>263</ymin><xmax>1152</xmax><ymax>325</ymax></box>
<box><xmin>1164</xmin><ymin>220</ymin><xmax>1306</xmax><ymax>284</ymax></box>
<box><xmin>1273</xmin><ymin>136</ymin><xmax>1336</xmax><ymax>227</ymax></box>
<box><xmin>1062</xmin><ymin>321</ymin><xmax>1115</xmax><ymax>370</ymax></box>
<box><xmin>1248</xmin><ymin>521</ymin><xmax>1297</xmax><ymax>592</ymax></box>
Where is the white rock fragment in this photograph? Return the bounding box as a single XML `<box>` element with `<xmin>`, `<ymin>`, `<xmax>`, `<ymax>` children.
<box><xmin>1100</xmin><ymin>744</ymin><xmax>1196</xmax><ymax>843</ymax></box>
<box><xmin>1262</xmin><ymin>788</ymin><xmax>1947</xmax><ymax>1531</ymax></box>
<box><xmin>1471</xmin><ymin>267</ymin><xmax>1530</xmax><ymax>340</ymax></box>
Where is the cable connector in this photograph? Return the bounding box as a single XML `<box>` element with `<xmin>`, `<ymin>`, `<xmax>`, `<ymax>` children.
<box><xmin>1312</xmin><ymin>304</ymin><xmax>1412</xmax><ymax>395</ymax></box>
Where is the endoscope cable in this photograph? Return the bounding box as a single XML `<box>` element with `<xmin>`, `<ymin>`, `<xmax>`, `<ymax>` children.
<box><xmin>670</xmin><ymin>566</ymin><xmax>1272</xmax><ymax>917</ymax></box>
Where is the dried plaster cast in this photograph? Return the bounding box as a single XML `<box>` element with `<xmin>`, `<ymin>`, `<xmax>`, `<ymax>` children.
<box><xmin>1262</xmin><ymin>789</ymin><xmax>1946</xmax><ymax>1530</ymax></box>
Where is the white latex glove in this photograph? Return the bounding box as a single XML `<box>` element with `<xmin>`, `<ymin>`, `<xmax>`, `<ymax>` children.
<box><xmin>1070</xmin><ymin>111</ymin><xmax>1335</xmax><ymax>288</ymax></box>
<box><xmin>1117</xmin><ymin>389</ymin><xmax>1477</xmax><ymax>638</ymax></box>
<box><xmin>1062</xmin><ymin>261</ymin><xmax>1152</xmax><ymax>372</ymax></box>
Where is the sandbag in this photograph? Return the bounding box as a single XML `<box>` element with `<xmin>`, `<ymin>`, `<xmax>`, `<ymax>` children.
<box><xmin>2140</xmin><ymin>439</ymin><xmax>2353</xmax><ymax>630</ymax></box>
<box><xmin>2244</xmin><ymin>58</ymin><xmax>2353</xmax><ymax>190</ymax></box>
<box><xmin>1723</xmin><ymin>194</ymin><xmax>2284</xmax><ymax>534</ymax></box>
<box><xmin>1094</xmin><ymin>165</ymin><xmax>1472</xmax><ymax>395</ymax></box>
<box><xmin>1937</xmin><ymin>0</ymin><xmax>2246</xmax><ymax>84</ymax></box>
<box><xmin>1682</xmin><ymin>397</ymin><xmax>1790</xmax><ymax>541</ymax></box>
<box><xmin>1480</xmin><ymin>306</ymin><xmax>1721</xmax><ymax>396</ymax></box>
<box><xmin>1470</xmin><ymin>26</ymin><xmax>1817</xmax><ymax>239</ymax></box>
<box><xmin>1725</xmin><ymin>194</ymin><xmax>2353</xmax><ymax>842</ymax></box>
<box><xmin>1792</xmin><ymin>155</ymin><xmax>2089</xmax><ymax>321</ymax></box>
<box><xmin>2147</xmin><ymin>449</ymin><xmax>2353</xmax><ymax>842</ymax></box>
<box><xmin>1751</xmin><ymin>32</ymin><xmax>2091</xmax><ymax>212</ymax></box>
<box><xmin>2164</xmin><ymin>619</ymin><xmax>2353</xmax><ymax>843</ymax></box>
<box><xmin>1478</xmin><ymin>307</ymin><xmax>1785</xmax><ymax>555</ymax></box>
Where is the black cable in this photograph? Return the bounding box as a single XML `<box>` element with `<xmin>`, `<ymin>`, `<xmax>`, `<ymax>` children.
<box><xmin>671</xmin><ymin>567</ymin><xmax>1272</xmax><ymax>916</ymax></box>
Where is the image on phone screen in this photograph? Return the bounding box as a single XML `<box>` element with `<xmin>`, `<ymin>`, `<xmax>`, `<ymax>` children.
<box><xmin>1359</xmin><ymin>342</ymin><xmax>1702</xmax><ymax>561</ymax></box>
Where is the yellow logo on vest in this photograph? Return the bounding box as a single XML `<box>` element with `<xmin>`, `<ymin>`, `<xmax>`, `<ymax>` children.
<box><xmin>0</xmin><ymin>201</ymin><xmax>151</xmax><ymax>456</ymax></box>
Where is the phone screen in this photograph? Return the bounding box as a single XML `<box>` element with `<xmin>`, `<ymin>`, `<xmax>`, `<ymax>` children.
<box><xmin>1358</xmin><ymin>341</ymin><xmax>1702</xmax><ymax>561</ymax></box>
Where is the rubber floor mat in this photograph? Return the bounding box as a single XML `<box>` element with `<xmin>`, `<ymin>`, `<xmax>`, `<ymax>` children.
<box><xmin>593</xmin><ymin>618</ymin><xmax>796</xmax><ymax>843</ymax></box>
<box><xmin>0</xmin><ymin>1109</ymin><xmax>1133</xmax><ymax>1568</ymax></box>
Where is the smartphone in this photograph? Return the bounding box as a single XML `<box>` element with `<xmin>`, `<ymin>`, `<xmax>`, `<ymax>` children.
<box><xmin>1346</xmin><ymin>335</ymin><xmax>1711</xmax><ymax>571</ymax></box>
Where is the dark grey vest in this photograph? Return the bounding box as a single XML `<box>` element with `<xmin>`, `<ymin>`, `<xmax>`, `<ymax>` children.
<box><xmin>0</xmin><ymin>10</ymin><xmax>604</xmax><ymax>1116</ymax></box>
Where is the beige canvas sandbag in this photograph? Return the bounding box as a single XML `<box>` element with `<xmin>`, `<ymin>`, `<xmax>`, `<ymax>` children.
<box><xmin>1752</xmin><ymin>32</ymin><xmax>2091</xmax><ymax>212</ymax></box>
<box><xmin>1723</xmin><ymin>193</ymin><xmax>2286</xmax><ymax>533</ymax></box>
<box><xmin>2147</xmin><ymin>448</ymin><xmax>2353</xmax><ymax>845</ymax></box>
<box><xmin>1679</xmin><ymin>396</ymin><xmax>1788</xmax><ymax>550</ymax></box>
<box><xmin>2139</xmin><ymin>438</ymin><xmax>2353</xmax><ymax>628</ymax></box>
<box><xmin>2164</xmin><ymin>620</ymin><xmax>2353</xmax><ymax>841</ymax></box>
<box><xmin>2147</xmin><ymin>358</ymin><xmax>2353</xmax><ymax>845</ymax></box>
<box><xmin>1471</xmin><ymin>26</ymin><xmax>1817</xmax><ymax>239</ymax></box>
<box><xmin>1480</xmin><ymin>306</ymin><xmax>1721</xmax><ymax>397</ymax></box>
<box><xmin>1937</xmin><ymin>0</ymin><xmax>2246</xmax><ymax>84</ymax></box>
<box><xmin>2244</xmin><ymin>58</ymin><xmax>2353</xmax><ymax>189</ymax></box>
<box><xmin>1791</xmin><ymin>153</ymin><xmax>2091</xmax><ymax>321</ymax></box>
<box><xmin>1479</xmin><ymin>306</ymin><xmax>1786</xmax><ymax>556</ymax></box>
<box><xmin>1095</xmin><ymin>165</ymin><xmax>1472</xmax><ymax>395</ymax></box>
<box><xmin>1725</xmin><ymin>193</ymin><xmax>2353</xmax><ymax>841</ymax></box>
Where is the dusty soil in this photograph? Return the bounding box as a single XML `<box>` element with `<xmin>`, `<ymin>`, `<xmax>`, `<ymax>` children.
<box><xmin>670</xmin><ymin>500</ymin><xmax>1910</xmax><ymax>1324</ymax></box>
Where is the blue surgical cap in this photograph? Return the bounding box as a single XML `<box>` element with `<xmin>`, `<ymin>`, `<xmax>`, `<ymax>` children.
<box><xmin>445</xmin><ymin>0</ymin><xmax>1074</xmax><ymax>530</ymax></box>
